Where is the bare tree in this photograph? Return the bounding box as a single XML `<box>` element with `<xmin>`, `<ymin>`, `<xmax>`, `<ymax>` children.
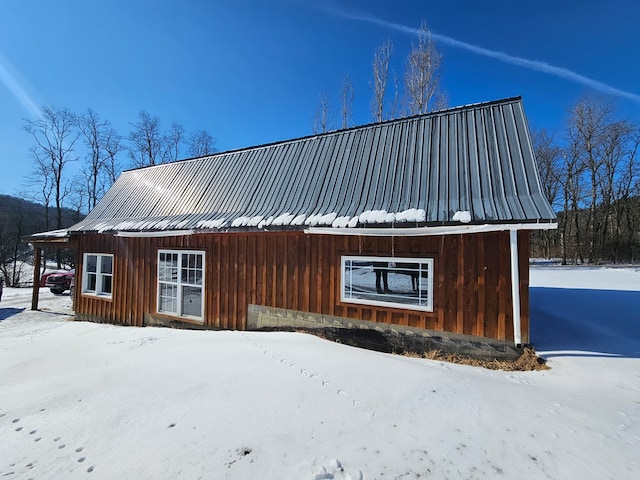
<box><xmin>313</xmin><ymin>91</ymin><xmax>332</xmax><ymax>134</ymax></box>
<box><xmin>389</xmin><ymin>71</ymin><xmax>400</xmax><ymax>120</ymax></box>
<box><xmin>532</xmin><ymin>129</ymin><xmax>562</xmax><ymax>258</ymax></box>
<box><xmin>104</xmin><ymin>127</ymin><xmax>123</xmax><ymax>186</ymax></box>
<box><xmin>404</xmin><ymin>21</ymin><xmax>443</xmax><ymax>115</ymax></box>
<box><xmin>568</xmin><ymin>98</ymin><xmax>612</xmax><ymax>262</ymax></box>
<box><xmin>128</xmin><ymin>111</ymin><xmax>163</xmax><ymax>168</ymax></box>
<box><xmin>340</xmin><ymin>74</ymin><xmax>354</xmax><ymax>129</ymax></box>
<box><xmin>128</xmin><ymin>112</ymin><xmax>186</xmax><ymax>167</ymax></box>
<box><xmin>27</xmin><ymin>149</ymin><xmax>54</xmax><ymax>232</ymax></box>
<box><xmin>370</xmin><ymin>39</ymin><xmax>392</xmax><ymax>122</ymax></box>
<box><xmin>188</xmin><ymin>130</ymin><xmax>216</xmax><ymax>157</ymax></box>
<box><xmin>161</xmin><ymin>122</ymin><xmax>185</xmax><ymax>164</ymax></box>
<box><xmin>23</xmin><ymin>106</ymin><xmax>78</xmax><ymax>233</ymax></box>
<box><xmin>75</xmin><ymin>109</ymin><xmax>109</xmax><ymax>210</ymax></box>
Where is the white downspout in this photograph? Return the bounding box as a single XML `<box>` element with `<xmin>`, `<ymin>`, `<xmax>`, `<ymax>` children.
<box><xmin>509</xmin><ymin>229</ymin><xmax>522</xmax><ymax>348</ymax></box>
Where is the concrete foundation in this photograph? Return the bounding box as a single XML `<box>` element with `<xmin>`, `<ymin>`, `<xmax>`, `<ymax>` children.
<box><xmin>247</xmin><ymin>304</ymin><xmax>522</xmax><ymax>361</ymax></box>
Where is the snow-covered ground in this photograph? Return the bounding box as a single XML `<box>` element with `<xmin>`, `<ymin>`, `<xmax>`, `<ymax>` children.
<box><xmin>1</xmin><ymin>267</ymin><xmax>638</xmax><ymax>479</ymax></box>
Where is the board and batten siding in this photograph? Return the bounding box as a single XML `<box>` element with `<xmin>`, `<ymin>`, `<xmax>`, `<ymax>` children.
<box><xmin>73</xmin><ymin>230</ymin><xmax>530</xmax><ymax>343</ymax></box>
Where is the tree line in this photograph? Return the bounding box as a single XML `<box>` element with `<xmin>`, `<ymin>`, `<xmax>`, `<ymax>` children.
<box><xmin>0</xmin><ymin>107</ymin><xmax>217</xmax><ymax>283</ymax></box>
<box><xmin>23</xmin><ymin>106</ymin><xmax>217</xmax><ymax>232</ymax></box>
<box><xmin>313</xmin><ymin>21</ymin><xmax>446</xmax><ymax>133</ymax></box>
<box><xmin>532</xmin><ymin>97</ymin><xmax>640</xmax><ymax>264</ymax></box>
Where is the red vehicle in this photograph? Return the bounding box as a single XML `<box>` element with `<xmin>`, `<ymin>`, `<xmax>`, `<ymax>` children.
<box><xmin>44</xmin><ymin>270</ymin><xmax>75</xmax><ymax>295</ymax></box>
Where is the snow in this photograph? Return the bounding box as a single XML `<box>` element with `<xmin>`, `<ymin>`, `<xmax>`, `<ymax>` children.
<box><xmin>1</xmin><ymin>267</ymin><xmax>639</xmax><ymax>479</ymax></box>
<box><xmin>196</xmin><ymin>218</ymin><xmax>226</xmax><ymax>229</ymax></box>
<box><xmin>359</xmin><ymin>209</ymin><xmax>396</xmax><ymax>224</ymax></box>
<box><xmin>331</xmin><ymin>216</ymin><xmax>352</xmax><ymax>228</ymax></box>
<box><xmin>452</xmin><ymin>210</ymin><xmax>472</xmax><ymax>223</ymax></box>
<box><xmin>395</xmin><ymin>208</ymin><xmax>427</xmax><ymax>223</ymax></box>
<box><xmin>272</xmin><ymin>212</ymin><xmax>296</xmax><ymax>226</ymax></box>
<box><xmin>291</xmin><ymin>214</ymin><xmax>307</xmax><ymax>226</ymax></box>
<box><xmin>231</xmin><ymin>216</ymin><xmax>252</xmax><ymax>227</ymax></box>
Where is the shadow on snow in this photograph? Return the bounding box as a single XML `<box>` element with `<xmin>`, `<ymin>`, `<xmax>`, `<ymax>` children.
<box><xmin>530</xmin><ymin>287</ymin><xmax>640</xmax><ymax>359</ymax></box>
<box><xmin>0</xmin><ymin>307</ymin><xmax>26</xmax><ymax>322</ymax></box>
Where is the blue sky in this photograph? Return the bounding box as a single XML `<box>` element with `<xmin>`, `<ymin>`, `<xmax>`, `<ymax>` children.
<box><xmin>1</xmin><ymin>0</ymin><xmax>639</xmax><ymax>199</ymax></box>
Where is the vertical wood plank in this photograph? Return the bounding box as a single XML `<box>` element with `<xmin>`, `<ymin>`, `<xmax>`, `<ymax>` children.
<box><xmin>476</xmin><ymin>234</ymin><xmax>486</xmax><ymax>338</ymax></box>
<box><xmin>462</xmin><ymin>234</ymin><xmax>478</xmax><ymax>336</ymax></box>
<box><xmin>497</xmin><ymin>232</ymin><xmax>510</xmax><ymax>341</ymax></box>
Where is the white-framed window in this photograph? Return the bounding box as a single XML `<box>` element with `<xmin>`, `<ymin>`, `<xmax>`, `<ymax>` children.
<box><xmin>341</xmin><ymin>256</ymin><xmax>434</xmax><ymax>312</ymax></box>
<box><xmin>82</xmin><ymin>253</ymin><xmax>113</xmax><ymax>298</ymax></box>
<box><xmin>157</xmin><ymin>250</ymin><xmax>205</xmax><ymax>321</ymax></box>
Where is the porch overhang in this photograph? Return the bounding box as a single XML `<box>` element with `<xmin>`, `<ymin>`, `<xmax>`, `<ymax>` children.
<box><xmin>22</xmin><ymin>229</ymin><xmax>76</xmax><ymax>312</ymax></box>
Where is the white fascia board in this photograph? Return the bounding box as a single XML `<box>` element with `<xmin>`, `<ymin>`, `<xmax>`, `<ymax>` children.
<box><xmin>304</xmin><ymin>222</ymin><xmax>557</xmax><ymax>237</ymax></box>
<box><xmin>115</xmin><ymin>229</ymin><xmax>196</xmax><ymax>238</ymax></box>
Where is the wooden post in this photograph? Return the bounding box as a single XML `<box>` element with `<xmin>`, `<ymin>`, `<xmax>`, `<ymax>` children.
<box><xmin>31</xmin><ymin>247</ymin><xmax>42</xmax><ymax>311</ymax></box>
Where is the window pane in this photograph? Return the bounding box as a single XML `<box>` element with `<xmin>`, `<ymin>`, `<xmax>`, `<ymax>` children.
<box><xmin>159</xmin><ymin>283</ymin><xmax>177</xmax><ymax>313</ymax></box>
<box><xmin>101</xmin><ymin>256</ymin><xmax>113</xmax><ymax>274</ymax></box>
<box><xmin>342</xmin><ymin>257</ymin><xmax>433</xmax><ymax>312</ymax></box>
<box><xmin>86</xmin><ymin>273</ymin><xmax>97</xmax><ymax>291</ymax></box>
<box><xmin>181</xmin><ymin>286</ymin><xmax>202</xmax><ymax>317</ymax></box>
<box><xmin>86</xmin><ymin>255</ymin><xmax>97</xmax><ymax>273</ymax></box>
<box><xmin>100</xmin><ymin>274</ymin><xmax>112</xmax><ymax>295</ymax></box>
<box><xmin>158</xmin><ymin>251</ymin><xmax>204</xmax><ymax>319</ymax></box>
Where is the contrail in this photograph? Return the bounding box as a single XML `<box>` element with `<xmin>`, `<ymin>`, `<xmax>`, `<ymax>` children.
<box><xmin>0</xmin><ymin>52</ymin><xmax>42</xmax><ymax>119</ymax></box>
<box><xmin>331</xmin><ymin>8</ymin><xmax>640</xmax><ymax>104</ymax></box>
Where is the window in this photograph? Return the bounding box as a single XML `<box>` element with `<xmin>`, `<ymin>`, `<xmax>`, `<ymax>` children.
<box><xmin>82</xmin><ymin>253</ymin><xmax>113</xmax><ymax>298</ymax></box>
<box><xmin>157</xmin><ymin>250</ymin><xmax>205</xmax><ymax>321</ymax></box>
<box><xmin>341</xmin><ymin>256</ymin><xmax>434</xmax><ymax>312</ymax></box>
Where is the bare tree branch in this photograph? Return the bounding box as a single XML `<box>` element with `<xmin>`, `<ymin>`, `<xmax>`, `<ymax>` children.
<box><xmin>128</xmin><ymin>111</ymin><xmax>163</xmax><ymax>168</ymax></box>
<box><xmin>404</xmin><ymin>21</ymin><xmax>443</xmax><ymax>115</ymax></box>
<box><xmin>340</xmin><ymin>74</ymin><xmax>354</xmax><ymax>129</ymax></box>
<box><xmin>23</xmin><ymin>105</ymin><xmax>78</xmax><ymax>233</ymax></box>
<box><xmin>188</xmin><ymin>130</ymin><xmax>216</xmax><ymax>157</ymax></box>
<box><xmin>370</xmin><ymin>39</ymin><xmax>392</xmax><ymax>122</ymax></box>
<box><xmin>313</xmin><ymin>91</ymin><xmax>332</xmax><ymax>134</ymax></box>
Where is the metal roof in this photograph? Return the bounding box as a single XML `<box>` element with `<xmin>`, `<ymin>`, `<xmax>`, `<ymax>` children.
<box><xmin>69</xmin><ymin>97</ymin><xmax>556</xmax><ymax>234</ymax></box>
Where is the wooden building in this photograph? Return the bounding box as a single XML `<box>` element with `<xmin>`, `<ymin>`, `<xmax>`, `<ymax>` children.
<box><xmin>29</xmin><ymin>97</ymin><xmax>556</xmax><ymax>347</ymax></box>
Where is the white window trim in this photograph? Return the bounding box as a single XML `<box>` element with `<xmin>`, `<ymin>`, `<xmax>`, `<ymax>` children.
<box><xmin>341</xmin><ymin>255</ymin><xmax>434</xmax><ymax>312</ymax></box>
<box><xmin>82</xmin><ymin>253</ymin><xmax>113</xmax><ymax>298</ymax></box>
<box><xmin>157</xmin><ymin>249</ymin><xmax>205</xmax><ymax>322</ymax></box>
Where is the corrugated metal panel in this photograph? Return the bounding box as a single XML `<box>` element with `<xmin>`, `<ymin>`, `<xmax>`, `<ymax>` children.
<box><xmin>69</xmin><ymin>97</ymin><xmax>556</xmax><ymax>233</ymax></box>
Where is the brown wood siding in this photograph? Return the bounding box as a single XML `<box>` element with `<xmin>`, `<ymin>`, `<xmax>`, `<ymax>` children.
<box><xmin>74</xmin><ymin>230</ymin><xmax>530</xmax><ymax>342</ymax></box>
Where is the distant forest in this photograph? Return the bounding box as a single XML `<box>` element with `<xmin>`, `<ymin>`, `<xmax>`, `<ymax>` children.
<box><xmin>531</xmin><ymin>97</ymin><xmax>640</xmax><ymax>264</ymax></box>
